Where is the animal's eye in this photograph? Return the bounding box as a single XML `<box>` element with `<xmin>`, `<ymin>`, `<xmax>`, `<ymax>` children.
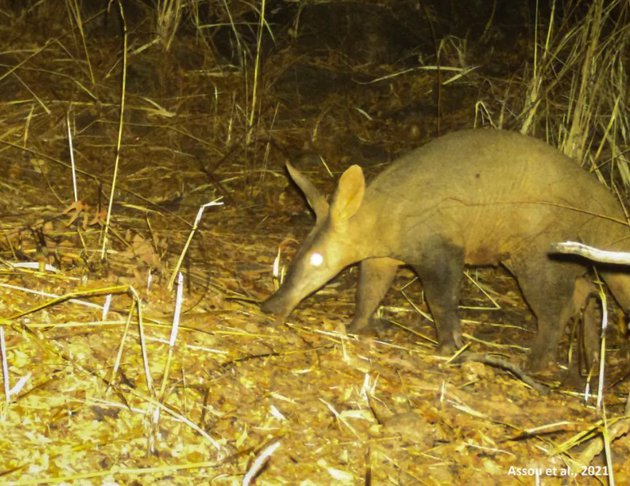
<box><xmin>309</xmin><ymin>252</ymin><xmax>324</xmax><ymax>267</ymax></box>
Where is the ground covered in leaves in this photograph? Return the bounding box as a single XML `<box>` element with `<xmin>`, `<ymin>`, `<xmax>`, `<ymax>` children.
<box><xmin>1</xmin><ymin>1</ymin><xmax>629</xmax><ymax>484</ymax></box>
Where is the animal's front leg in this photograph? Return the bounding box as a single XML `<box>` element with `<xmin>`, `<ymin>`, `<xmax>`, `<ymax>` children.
<box><xmin>347</xmin><ymin>257</ymin><xmax>400</xmax><ymax>332</ymax></box>
<box><xmin>412</xmin><ymin>240</ymin><xmax>465</xmax><ymax>353</ymax></box>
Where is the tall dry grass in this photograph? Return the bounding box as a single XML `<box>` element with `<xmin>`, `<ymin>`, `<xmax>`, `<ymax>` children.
<box><xmin>521</xmin><ymin>0</ymin><xmax>628</xmax><ymax>186</ymax></box>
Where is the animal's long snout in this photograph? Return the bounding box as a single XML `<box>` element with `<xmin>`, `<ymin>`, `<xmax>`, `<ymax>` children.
<box><xmin>260</xmin><ymin>287</ymin><xmax>297</xmax><ymax>321</ymax></box>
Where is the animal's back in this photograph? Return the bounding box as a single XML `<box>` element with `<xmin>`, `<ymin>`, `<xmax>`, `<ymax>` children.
<box><xmin>364</xmin><ymin>129</ymin><xmax>627</xmax><ymax>258</ymax></box>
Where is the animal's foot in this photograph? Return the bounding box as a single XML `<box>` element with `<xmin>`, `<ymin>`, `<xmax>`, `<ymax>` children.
<box><xmin>346</xmin><ymin>317</ymin><xmax>391</xmax><ymax>334</ymax></box>
<box><xmin>437</xmin><ymin>341</ymin><xmax>458</xmax><ymax>356</ymax></box>
<box><xmin>525</xmin><ymin>349</ymin><xmax>555</xmax><ymax>373</ymax></box>
<box><xmin>436</xmin><ymin>329</ymin><xmax>462</xmax><ymax>356</ymax></box>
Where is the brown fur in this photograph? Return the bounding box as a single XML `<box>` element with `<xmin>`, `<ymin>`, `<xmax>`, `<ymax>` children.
<box><xmin>262</xmin><ymin>129</ymin><xmax>630</xmax><ymax>369</ymax></box>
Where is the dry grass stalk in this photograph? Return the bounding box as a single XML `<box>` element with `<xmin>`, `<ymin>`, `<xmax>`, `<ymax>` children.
<box><xmin>167</xmin><ymin>199</ymin><xmax>224</xmax><ymax>290</ymax></box>
<box><xmin>156</xmin><ymin>0</ymin><xmax>185</xmax><ymax>51</ymax></box>
<box><xmin>520</xmin><ymin>0</ymin><xmax>628</xmax><ymax>185</ymax></box>
<box><xmin>65</xmin><ymin>0</ymin><xmax>95</xmax><ymax>86</ymax></box>
<box><xmin>246</xmin><ymin>0</ymin><xmax>268</xmax><ymax>145</ymax></box>
<box><xmin>101</xmin><ymin>1</ymin><xmax>129</xmax><ymax>260</ymax></box>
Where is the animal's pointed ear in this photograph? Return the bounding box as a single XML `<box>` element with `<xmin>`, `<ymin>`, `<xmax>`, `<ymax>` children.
<box><xmin>286</xmin><ymin>162</ymin><xmax>329</xmax><ymax>221</ymax></box>
<box><xmin>330</xmin><ymin>165</ymin><xmax>365</xmax><ymax>224</ymax></box>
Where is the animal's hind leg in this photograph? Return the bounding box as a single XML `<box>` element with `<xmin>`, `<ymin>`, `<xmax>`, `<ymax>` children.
<box><xmin>574</xmin><ymin>277</ymin><xmax>600</xmax><ymax>372</ymax></box>
<box><xmin>602</xmin><ymin>270</ymin><xmax>630</xmax><ymax>318</ymax></box>
<box><xmin>563</xmin><ymin>276</ymin><xmax>600</xmax><ymax>381</ymax></box>
<box><xmin>507</xmin><ymin>258</ymin><xmax>583</xmax><ymax>370</ymax></box>
<box><xmin>347</xmin><ymin>257</ymin><xmax>399</xmax><ymax>332</ymax></box>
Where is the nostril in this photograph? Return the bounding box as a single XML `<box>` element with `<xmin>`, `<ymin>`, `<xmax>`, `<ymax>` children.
<box><xmin>261</xmin><ymin>294</ymin><xmax>284</xmax><ymax>315</ymax></box>
<box><xmin>260</xmin><ymin>291</ymin><xmax>295</xmax><ymax>321</ymax></box>
<box><xmin>260</xmin><ymin>298</ymin><xmax>275</xmax><ymax>314</ymax></box>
